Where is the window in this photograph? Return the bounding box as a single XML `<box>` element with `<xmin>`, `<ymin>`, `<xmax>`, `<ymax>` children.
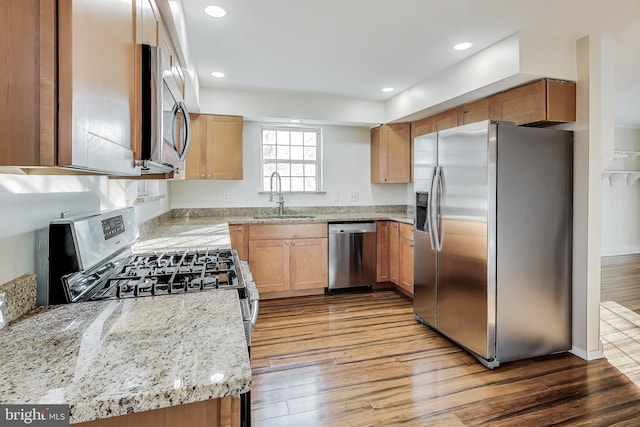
<box><xmin>261</xmin><ymin>126</ymin><xmax>322</xmax><ymax>192</ymax></box>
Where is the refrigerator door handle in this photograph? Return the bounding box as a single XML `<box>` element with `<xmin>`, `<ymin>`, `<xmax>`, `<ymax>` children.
<box><xmin>427</xmin><ymin>167</ymin><xmax>438</xmax><ymax>250</ymax></box>
<box><xmin>433</xmin><ymin>165</ymin><xmax>444</xmax><ymax>252</ymax></box>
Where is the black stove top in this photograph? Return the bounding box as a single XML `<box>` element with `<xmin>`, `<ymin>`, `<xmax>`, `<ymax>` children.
<box><xmin>63</xmin><ymin>249</ymin><xmax>244</xmax><ymax>302</ymax></box>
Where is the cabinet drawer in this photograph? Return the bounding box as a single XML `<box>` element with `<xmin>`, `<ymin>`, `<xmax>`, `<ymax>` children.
<box><xmin>399</xmin><ymin>223</ymin><xmax>414</xmax><ymax>241</ymax></box>
<box><xmin>249</xmin><ymin>223</ymin><xmax>327</xmax><ymax>240</ymax></box>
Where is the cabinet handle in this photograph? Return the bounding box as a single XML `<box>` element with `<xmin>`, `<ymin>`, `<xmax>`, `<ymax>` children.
<box><xmin>285</xmin><ymin>241</ymin><xmax>289</xmax><ymax>245</ymax></box>
<box><xmin>237</xmin><ymin>226</ymin><xmax>243</xmax><ymax>231</ymax></box>
<box><xmin>201</xmin><ymin>174</ymin><xmax>205</xmax><ymax>178</ymax></box>
<box><xmin>291</xmin><ymin>241</ymin><xmax>295</xmax><ymax>245</ymax></box>
<box><xmin>409</xmin><ymin>243</ymin><xmax>414</xmax><ymax>247</ymax></box>
<box><xmin>207</xmin><ymin>174</ymin><xmax>212</xmax><ymax>178</ymax></box>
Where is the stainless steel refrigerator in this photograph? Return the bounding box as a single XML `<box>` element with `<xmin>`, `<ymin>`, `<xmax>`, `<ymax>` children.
<box><xmin>413</xmin><ymin>120</ymin><xmax>572</xmax><ymax>368</ymax></box>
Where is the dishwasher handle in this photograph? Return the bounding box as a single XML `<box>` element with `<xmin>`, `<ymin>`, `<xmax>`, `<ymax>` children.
<box><xmin>328</xmin><ymin>222</ymin><xmax>377</xmax><ymax>234</ymax></box>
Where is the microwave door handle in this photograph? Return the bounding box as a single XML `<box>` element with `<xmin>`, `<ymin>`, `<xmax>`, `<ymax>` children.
<box><xmin>176</xmin><ymin>101</ymin><xmax>192</xmax><ymax>162</ymax></box>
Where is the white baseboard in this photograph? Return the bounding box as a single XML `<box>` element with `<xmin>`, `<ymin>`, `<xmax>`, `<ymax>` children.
<box><xmin>570</xmin><ymin>344</ymin><xmax>604</xmax><ymax>361</ymax></box>
<box><xmin>601</xmin><ymin>245</ymin><xmax>640</xmax><ymax>257</ymax></box>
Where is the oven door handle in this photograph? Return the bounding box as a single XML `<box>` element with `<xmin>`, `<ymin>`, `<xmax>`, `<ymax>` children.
<box><xmin>250</xmin><ymin>299</ymin><xmax>259</xmax><ymax>329</ymax></box>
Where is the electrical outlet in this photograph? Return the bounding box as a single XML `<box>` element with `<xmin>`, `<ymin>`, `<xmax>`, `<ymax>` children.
<box><xmin>349</xmin><ymin>192</ymin><xmax>359</xmax><ymax>202</ymax></box>
<box><xmin>333</xmin><ymin>192</ymin><xmax>340</xmax><ymax>202</ymax></box>
<box><xmin>223</xmin><ymin>192</ymin><xmax>230</xmax><ymax>202</ymax></box>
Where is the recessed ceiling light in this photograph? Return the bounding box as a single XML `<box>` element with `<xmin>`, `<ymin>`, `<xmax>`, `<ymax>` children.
<box><xmin>454</xmin><ymin>42</ymin><xmax>472</xmax><ymax>51</ymax></box>
<box><xmin>382</xmin><ymin>87</ymin><xmax>394</xmax><ymax>93</ymax></box>
<box><xmin>290</xmin><ymin>119</ymin><xmax>301</xmax><ymax>123</ymax></box>
<box><xmin>211</xmin><ymin>71</ymin><xmax>225</xmax><ymax>78</ymax></box>
<box><xmin>204</xmin><ymin>5</ymin><xmax>226</xmax><ymax>18</ymax></box>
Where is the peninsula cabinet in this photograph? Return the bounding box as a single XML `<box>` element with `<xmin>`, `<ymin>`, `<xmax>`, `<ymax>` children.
<box><xmin>73</xmin><ymin>397</ymin><xmax>240</xmax><ymax>427</ymax></box>
<box><xmin>187</xmin><ymin>115</ymin><xmax>243</xmax><ymax>180</ymax></box>
<box><xmin>228</xmin><ymin>223</ymin><xmax>249</xmax><ymax>261</ymax></box>
<box><xmin>248</xmin><ymin>223</ymin><xmax>328</xmax><ymax>296</ymax></box>
<box><xmin>376</xmin><ymin>221</ymin><xmax>414</xmax><ymax>296</ymax></box>
<box><xmin>371</xmin><ymin>123</ymin><xmax>411</xmax><ymax>183</ymax></box>
<box><xmin>0</xmin><ymin>0</ymin><xmax>139</xmax><ymax>176</ymax></box>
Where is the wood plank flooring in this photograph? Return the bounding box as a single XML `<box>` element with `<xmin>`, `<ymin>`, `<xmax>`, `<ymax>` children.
<box><xmin>602</xmin><ymin>254</ymin><xmax>640</xmax><ymax>313</ymax></box>
<box><xmin>251</xmin><ymin>290</ymin><xmax>640</xmax><ymax>426</ymax></box>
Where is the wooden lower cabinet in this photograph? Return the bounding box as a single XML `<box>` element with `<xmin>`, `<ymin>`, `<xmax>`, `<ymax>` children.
<box><xmin>248</xmin><ymin>223</ymin><xmax>328</xmax><ymax>296</ymax></box>
<box><xmin>398</xmin><ymin>236</ymin><xmax>414</xmax><ymax>294</ymax></box>
<box><xmin>73</xmin><ymin>397</ymin><xmax>240</xmax><ymax>427</ymax></box>
<box><xmin>375</xmin><ymin>221</ymin><xmax>390</xmax><ymax>281</ymax></box>
<box><xmin>389</xmin><ymin>222</ymin><xmax>399</xmax><ymax>284</ymax></box>
<box><xmin>228</xmin><ymin>223</ymin><xmax>248</xmax><ymax>261</ymax></box>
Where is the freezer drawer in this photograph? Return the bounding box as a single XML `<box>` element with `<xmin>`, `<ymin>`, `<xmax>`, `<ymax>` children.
<box><xmin>328</xmin><ymin>223</ymin><xmax>377</xmax><ymax>289</ymax></box>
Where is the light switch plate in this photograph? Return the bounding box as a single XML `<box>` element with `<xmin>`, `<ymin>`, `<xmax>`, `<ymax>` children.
<box><xmin>223</xmin><ymin>192</ymin><xmax>230</xmax><ymax>202</ymax></box>
<box><xmin>349</xmin><ymin>192</ymin><xmax>359</xmax><ymax>201</ymax></box>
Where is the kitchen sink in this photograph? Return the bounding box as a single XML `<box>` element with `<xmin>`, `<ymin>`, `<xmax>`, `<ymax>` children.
<box><xmin>252</xmin><ymin>215</ymin><xmax>316</xmax><ymax>219</ymax></box>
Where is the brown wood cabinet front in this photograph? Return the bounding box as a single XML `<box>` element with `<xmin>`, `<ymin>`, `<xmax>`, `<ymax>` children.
<box><xmin>398</xmin><ymin>223</ymin><xmax>414</xmax><ymax>295</ymax></box>
<box><xmin>73</xmin><ymin>396</ymin><xmax>240</xmax><ymax>427</ymax></box>
<box><xmin>376</xmin><ymin>221</ymin><xmax>390</xmax><ymax>282</ymax></box>
<box><xmin>493</xmin><ymin>79</ymin><xmax>576</xmax><ymax>125</ymax></box>
<box><xmin>228</xmin><ymin>224</ymin><xmax>248</xmax><ymax>261</ymax></box>
<box><xmin>187</xmin><ymin>115</ymin><xmax>243</xmax><ymax>180</ymax></box>
<box><xmin>248</xmin><ymin>223</ymin><xmax>328</xmax><ymax>294</ymax></box>
<box><xmin>1</xmin><ymin>0</ymin><xmax>138</xmax><ymax>175</ymax></box>
<box><xmin>371</xmin><ymin>124</ymin><xmax>411</xmax><ymax>183</ymax></box>
<box><xmin>389</xmin><ymin>222</ymin><xmax>399</xmax><ymax>284</ymax></box>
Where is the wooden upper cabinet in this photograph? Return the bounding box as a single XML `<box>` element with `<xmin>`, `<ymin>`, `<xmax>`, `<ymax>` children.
<box><xmin>0</xmin><ymin>0</ymin><xmax>138</xmax><ymax>175</ymax></box>
<box><xmin>433</xmin><ymin>109</ymin><xmax>458</xmax><ymax>131</ymax></box>
<box><xmin>186</xmin><ymin>114</ymin><xmax>243</xmax><ymax>180</ymax></box>
<box><xmin>411</xmin><ymin>117</ymin><xmax>435</xmax><ymax>140</ymax></box>
<box><xmin>371</xmin><ymin>123</ymin><xmax>411</xmax><ymax>183</ymax></box>
<box><xmin>459</xmin><ymin>98</ymin><xmax>494</xmax><ymax>125</ymax></box>
<box><xmin>493</xmin><ymin>79</ymin><xmax>576</xmax><ymax>125</ymax></box>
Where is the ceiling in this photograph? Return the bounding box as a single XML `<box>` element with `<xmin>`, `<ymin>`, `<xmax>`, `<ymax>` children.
<box><xmin>182</xmin><ymin>0</ymin><xmax>640</xmax><ymax>126</ymax></box>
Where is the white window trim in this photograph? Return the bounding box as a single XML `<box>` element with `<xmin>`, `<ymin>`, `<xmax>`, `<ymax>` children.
<box><xmin>260</xmin><ymin>125</ymin><xmax>323</xmax><ymax>193</ymax></box>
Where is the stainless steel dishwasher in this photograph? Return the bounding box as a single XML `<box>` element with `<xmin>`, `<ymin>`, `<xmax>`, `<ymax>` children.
<box><xmin>328</xmin><ymin>222</ymin><xmax>377</xmax><ymax>290</ymax></box>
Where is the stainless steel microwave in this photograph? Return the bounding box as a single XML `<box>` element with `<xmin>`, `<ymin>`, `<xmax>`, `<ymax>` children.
<box><xmin>139</xmin><ymin>44</ymin><xmax>191</xmax><ymax>174</ymax></box>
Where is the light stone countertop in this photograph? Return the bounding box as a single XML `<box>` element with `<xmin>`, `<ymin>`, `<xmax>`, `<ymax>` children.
<box><xmin>0</xmin><ymin>291</ymin><xmax>251</xmax><ymax>424</ymax></box>
<box><xmin>133</xmin><ymin>211</ymin><xmax>415</xmax><ymax>253</ymax></box>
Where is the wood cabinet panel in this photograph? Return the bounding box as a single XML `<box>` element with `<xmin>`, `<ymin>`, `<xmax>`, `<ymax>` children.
<box><xmin>74</xmin><ymin>397</ymin><xmax>239</xmax><ymax>427</ymax></box>
<box><xmin>249</xmin><ymin>239</ymin><xmax>289</xmax><ymax>293</ymax></box>
<box><xmin>459</xmin><ymin>98</ymin><xmax>494</xmax><ymax>124</ymax></box>
<box><xmin>289</xmin><ymin>238</ymin><xmax>328</xmax><ymax>290</ymax></box>
<box><xmin>228</xmin><ymin>223</ymin><xmax>248</xmax><ymax>261</ymax></box>
<box><xmin>411</xmin><ymin>116</ymin><xmax>435</xmax><ymax>140</ymax></box>
<box><xmin>389</xmin><ymin>222</ymin><xmax>399</xmax><ymax>284</ymax></box>
<box><xmin>186</xmin><ymin>114</ymin><xmax>243</xmax><ymax>180</ymax></box>
<box><xmin>398</xmin><ymin>236</ymin><xmax>414</xmax><ymax>295</ymax></box>
<box><xmin>399</xmin><ymin>223</ymin><xmax>414</xmax><ymax>241</ymax></box>
<box><xmin>376</xmin><ymin>221</ymin><xmax>390</xmax><ymax>282</ymax></box>
<box><xmin>249</xmin><ymin>223</ymin><xmax>327</xmax><ymax>240</ymax></box>
<box><xmin>371</xmin><ymin>123</ymin><xmax>411</xmax><ymax>183</ymax></box>
<box><xmin>433</xmin><ymin>109</ymin><xmax>458</xmax><ymax>131</ymax></box>
<box><xmin>546</xmin><ymin>79</ymin><xmax>577</xmax><ymax>123</ymax></box>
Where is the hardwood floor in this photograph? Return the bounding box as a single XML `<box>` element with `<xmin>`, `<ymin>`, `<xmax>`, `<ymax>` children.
<box><xmin>251</xmin><ymin>290</ymin><xmax>640</xmax><ymax>426</ymax></box>
<box><xmin>602</xmin><ymin>254</ymin><xmax>640</xmax><ymax>313</ymax></box>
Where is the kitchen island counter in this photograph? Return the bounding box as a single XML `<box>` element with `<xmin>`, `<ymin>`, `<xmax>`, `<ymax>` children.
<box><xmin>0</xmin><ymin>291</ymin><xmax>251</xmax><ymax>424</ymax></box>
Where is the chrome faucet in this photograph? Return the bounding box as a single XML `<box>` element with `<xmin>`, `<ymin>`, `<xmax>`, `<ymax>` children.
<box><xmin>269</xmin><ymin>171</ymin><xmax>285</xmax><ymax>215</ymax></box>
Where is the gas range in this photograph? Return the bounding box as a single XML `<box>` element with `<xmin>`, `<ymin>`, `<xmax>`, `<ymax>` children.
<box><xmin>47</xmin><ymin>208</ymin><xmax>256</xmax><ymax>306</ymax></box>
<box><xmin>63</xmin><ymin>248</ymin><xmax>243</xmax><ymax>301</ymax></box>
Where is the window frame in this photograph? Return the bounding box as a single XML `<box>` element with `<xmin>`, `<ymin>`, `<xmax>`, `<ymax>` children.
<box><xmin>259</xmin><ymin>125</ymin><xmax>323</xmax><ymax>193</ymax></box>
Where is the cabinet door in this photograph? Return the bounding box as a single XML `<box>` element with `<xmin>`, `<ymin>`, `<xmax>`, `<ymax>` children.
<box><xmin>493</xmin><ymin>80</ymin><xmax>546</xmax><ymax>125</ymax></box>
<box><xmin>398</xmin><ymin>237</ymin><xmax>414</xmax><ymax>295</ymax></box>
<box><xmin>58</xmin><ymin>0</ymin><xmax>138</xmax><ymax>175</ymax></box>
<box><xmin>411</xmin><ymin>116</ymin><xmax>435</xmax><ymax>139</ymax></box>
<box><xmin>384</xmin><ymin>124</ymin><xmax>411</xmax><ymax>183</ymax></box>
<box><xmin>370</xmin><ymin>126</ymin><xmax>383</xmax><ymax>182</ymax></box>
<box><xmin>228</xmin><ymin>224</ymin><xmax>248</xmax><ymax>261</ymax></box>
<box><xmin>376</xmin><ymin>221</ymin><xmax>390</xmax><ymax>282</ymax></box>
<box><xmin>186</xmin><ymin>114</ymin><xmax>207</xmax><ymax>179</ymax></box>
<box><xmin>207</xmin><ymin>115</ymin><xmax>243</xmax><ymax>180</ymax></box>
<box><xmin>458</xmin><ymin>98</ymin><xmax>494</xmax><ymax>125</ymax></box>
<box><xmin>289</xmin><ymin>238</ymin><xmax>328</xmax><ymax>290</ymax></box>
<box><xmin>433</xmin><ymin>109</ymin><xmax>458</xmax><ymax>131</ymax></box>
<box><xmin>389</xmin><ymin>222</ymin><xmax>399</xmax><ymax>284</ymax></box>
<box><xmin>249</xmin><ymin>239</ymin><xmax>289</xmax><ymax>292</ymax></box>
<box><xmin>0</xmin><ymin>0</ymin><xmax>56</xmax><ymax>167</ymax></box>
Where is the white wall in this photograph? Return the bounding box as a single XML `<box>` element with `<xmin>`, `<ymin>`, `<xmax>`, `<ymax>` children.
<box><xmin>0</xmin><ymin>175</ymin><xmax>170</xmax><ymax>287</ymax></box>
<box><xmin>169</xmin><ymin>121</ymin><xmax>408</xmax><ymax>208</ymax></box>
<box><xmin>601</xmin><ymin>127</ymin><xmax>640</xmax><ymax>256</ymax></box>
